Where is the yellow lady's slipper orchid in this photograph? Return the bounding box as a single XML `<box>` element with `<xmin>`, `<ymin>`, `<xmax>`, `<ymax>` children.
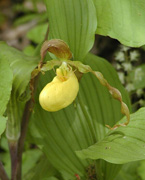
<box><xmin>39</xmin><ymin>63</ymin><xmax>79</xmax><ymax>112</ymax></box>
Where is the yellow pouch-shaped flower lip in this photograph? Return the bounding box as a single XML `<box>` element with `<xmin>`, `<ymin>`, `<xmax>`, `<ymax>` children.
<box><xmin>39</xmin><ymin>66</ymin><xmax>79</xmax><ymax>112</ymax></box>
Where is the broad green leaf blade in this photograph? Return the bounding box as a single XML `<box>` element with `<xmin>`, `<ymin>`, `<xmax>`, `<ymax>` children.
<box><xmin>137</xmin><ymin>160</ymin><xmax>145</xmax><ymax>180</ymax></box>
<box><xmin>23</xmin><ymin>156</ymin><xmax>58</xmax><ymax>180</ymax></box>
<box><xmin>47</xmin><ymin>178</ymin><xmax>59</xmax><ymax>180</ymax></box>
<box><xmin>27</xmin><ymin>23</ymin><xmax>48</xmax><ymax>44</ymax></box>
<box><xmin>31</xmin><ymin>53</ymin><xmax>130</xmax><ymax>180</ymax></box>
<box><xmin>45</xmin><ymin>0</ymin><xmax>97</xmax><ymax>60</ymax></box>
<box><xmin>23</xmin><ymin>45</ymin><xmax>35</xmax><ymax>56</ymax></box>
<box><xmin>94</xmin><ymin>0</ymin><xmax>145</xmax><ymax>47</ymax></box>
<box><xmin>0</xmin><ymin>42</ymin><xmax>39</xmax><ymax>97</ymax></box>
<box><xmin>0</xmin><ymin>116</ymin><xmax>7</xmax><ymax>136</ymax></box>
<box><xmin>22</xmin><ymin>149</ymin><xmax>42</xmax><ymax>177</ymax></box>
<box><xmin>0</xmin><ymin>150</ymin><xmax>11</xmax><ymax>177</ymax></box>
<box><xmin>76</xmin><ymin>108</ymin><xmax>145</xmax><ymax>164</ymax></box>
<box><xmin>0</xmin><ymin>42</ymin><xmax>39</xmax><ymax>140</ymax></box>
<box><xmin>115</xmin><ymin>162</ymin><xmax>140</xmax><ymax>180</ymax></box>
<box><xmin>0</xmin><ymin>56</ymin><xmax>13</xmax><ymax>115</ymax></box>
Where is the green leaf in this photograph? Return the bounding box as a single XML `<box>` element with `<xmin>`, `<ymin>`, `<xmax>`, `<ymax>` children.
<box><xmin>94</xmin><ymin>0</ymin><xmax>145</xmax><ymax>47</ymax></box>
<box><xmin>45</xmin><ymin>0</ymin><xmax>97</xmax><ymax>60</ymax></box>
<box><xmin>23</xmin><ymin>45</ymin><xmax>35</xmax><ymax>56</ymax></box>
<box><xmin>129</xmin><ymin>64</ymin><xmax>145</xmax><ymax>89</ymax></box>
<box><xmin>0</xmin><ymin>116</ymin><xmax>7</xmax><ymax>136</ymax></box>
<box><xmin>115</xmin><ymin>162</ymin><xmax>141</xmax><ymax>180</ymax></box>
<box><xmin>0</xmin><ymin>56</ymin><xmax>13</xmax><ymax>115</ymax></box>
<box><xmin>31</xmin><ymin>53</ymin><xmax>130</xmax><ymax>180</ymax></box>
<box><xmin>47</xmin><ymin>178</ymin><xmax>59</xmax><ymax>180</ymax></box>
<box><xmin>22</xmin><ymin>149</ymin><xmax>42</xmax><ymax>177</ymax></box>
<box><xmin>76</xmin><ymin>108</ymin><xmax>145</xmax><ymax>164</ymax></box>
<box><xmin>27</xmin><ymin>23</ymin><xmax>48</xmax><ymax>44</ymax></box>
<box><xmin>0</xmin><ymin>151</ymin><xmax>11</xmax><ymax>177</ymax></box>
<box><xmin>14</xmin><ymin>13</ymin><xmax>47</xmax><ymax>27</ymax></box>
<box><xmin>0</xmin><ymin>42</ymin><xmax>39</xmax><ymax>140</ymax></box>
<box><xmin>137</xmin><ymin>160</ymin><xmax>145</xmax><ymax>180</ymax></box>
<box><xmin>0</xmin><ymin>42</ymin><xmax>39</xmax><ymax>97</ymax></box>
<box><xmin>0</xmin><ymin>136</ymin><xmax>9</xmax><ymax>151</ymax></box>
<box><xmin>23</xmin><ymin>156</ymin><xmax>58</xmax><ymax>180</ymax></box>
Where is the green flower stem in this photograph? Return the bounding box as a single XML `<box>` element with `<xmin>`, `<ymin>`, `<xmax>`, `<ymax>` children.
<box><xmin>8</xmin><ymin>141</ymin><xmax>18</xmax><ymax>180</ymax></box>
<box><xmin>16</xmin><ymin>75</ymin><xmax>41</xmax><ymax>179</ymax></box>
<box><xmin>16</xmin><ymin>99</ymin><xmax>35</xmax><ymax>180</ymax></box>
<box><xmin>6</xmin><ymin>95</ymin><xmax>20</xmax><ymax>180</ymax></box>
<box><xmin>6</xmin><ymin>96</ymin><xmax>20</xmax><ymax>142</ymax></box>
<box><xmin>0</xmin><ymin>162</ymin><xmax>9</xmax><ymax>180</ymax></box>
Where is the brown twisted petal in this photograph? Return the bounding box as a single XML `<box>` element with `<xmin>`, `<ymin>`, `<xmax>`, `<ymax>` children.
<box><xmin>40</xmin><ymin>39</ymin><xmax>72</xmax><ymax>60</ymax></box>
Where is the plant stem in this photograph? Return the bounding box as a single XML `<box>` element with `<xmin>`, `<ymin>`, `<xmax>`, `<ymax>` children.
<box><xmin>11</xmin><ymin>24</ymin><xmax>49</xmax><ymax>180</ymax></box>
<box><xmin>0</xmin><ymin>162</ymin><xmax>9</xmax><ymax>180</ymax></box>
<box><xmin>16</xmin><ymin>99</ymin><xmax>34</xmax><ymax>180</ymax></box>
<box><xmin>11</xmin><ymin>70</ymin><xmax>39</xmax><ymax>180</ymax></box>
<box><xmin>8</xmin><ymin>141</ymin><xmax>18</xmax><ymax>180</ymax></box>
<box><xmin>12</xmin><ymin>75</ymin><xmax>40</xmax><ymax>180</ymax></box>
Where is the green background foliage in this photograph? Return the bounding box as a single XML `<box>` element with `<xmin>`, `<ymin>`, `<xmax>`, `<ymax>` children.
<box><xmin>94</xmin><ymin>0</ymin><xmax>145</xmax><ymax>47</ymax></box>
<box><xmin>1</xmin><ymin>0</ymin><xmax>145</xmax><ymax>179</ymax></box>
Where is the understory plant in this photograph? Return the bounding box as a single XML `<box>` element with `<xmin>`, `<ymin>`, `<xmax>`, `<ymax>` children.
<box><xmin>1</xmin><ymin>0</ymin><xmax>145</xmax><ymax>180</ymax></box>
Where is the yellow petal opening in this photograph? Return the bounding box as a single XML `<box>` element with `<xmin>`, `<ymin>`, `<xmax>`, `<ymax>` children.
<box><xmin>39</xmin><ymin>63</ymin><xmax>79</xmax><ymax>112</ymax></box>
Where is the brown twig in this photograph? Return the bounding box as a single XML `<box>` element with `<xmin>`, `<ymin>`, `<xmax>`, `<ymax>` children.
<box><xmin>11</xmin><ymin>24</ymin><xmax>49</xmax><ymax>180</ymax></box>
<box><xmin>0</xmin><ymin>162</ymin><xmax>9</xmax><ymax>180</ymax></box>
